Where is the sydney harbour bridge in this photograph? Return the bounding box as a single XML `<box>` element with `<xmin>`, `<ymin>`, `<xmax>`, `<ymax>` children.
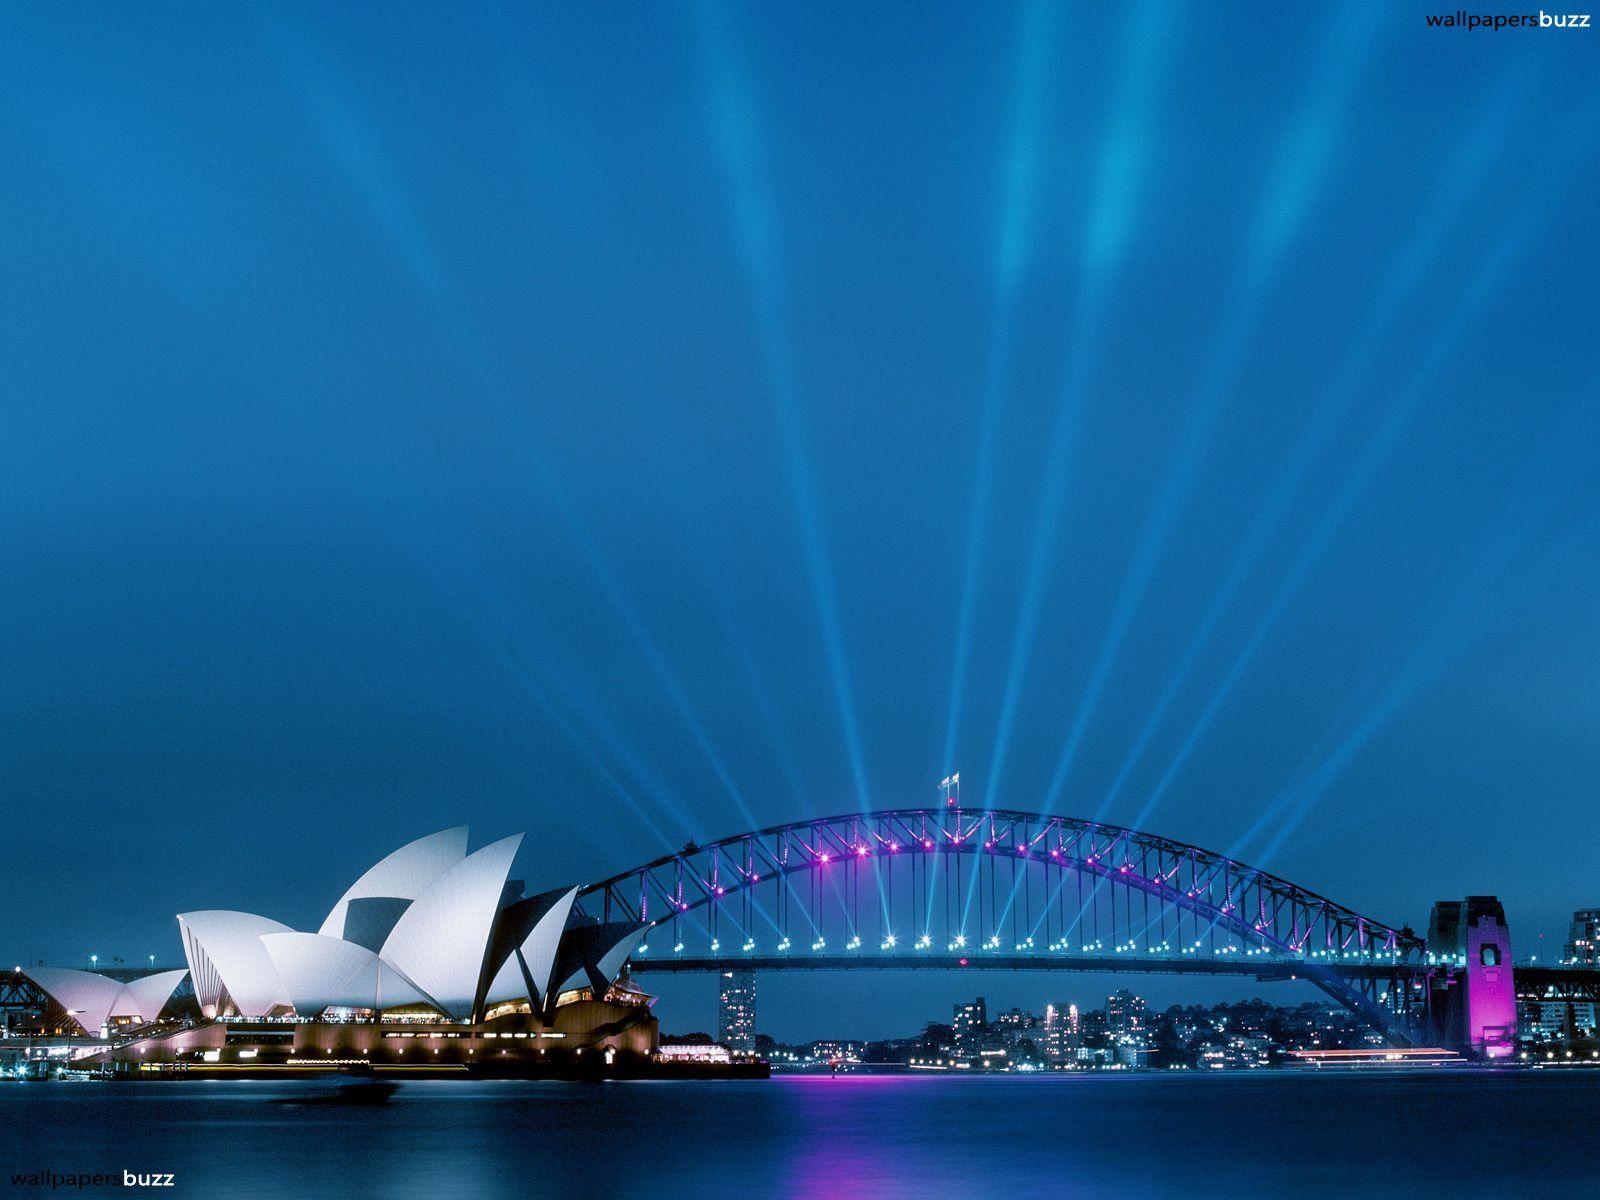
<box><xmin>5</xmin><ymin>805</ymin><xmax>1593</xmax><ymax>1060</ymax></box>
<box><xmin>569</xmin><ymin>804</ymin><xmax>1596</xmax><ymax>1053</ymax></box>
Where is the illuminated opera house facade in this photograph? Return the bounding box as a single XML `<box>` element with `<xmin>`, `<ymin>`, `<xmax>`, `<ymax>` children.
<box><xmin>36</xmin><ymin>828</ymin><xmax>660</xmax><ymax>1076</ymax></box>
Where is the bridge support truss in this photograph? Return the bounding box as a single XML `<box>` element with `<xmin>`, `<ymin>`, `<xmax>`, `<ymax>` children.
<box><xmin>577</xmin><ymin>808</ymin><xmax>1432</xmax><ymax>1043</ymax></box>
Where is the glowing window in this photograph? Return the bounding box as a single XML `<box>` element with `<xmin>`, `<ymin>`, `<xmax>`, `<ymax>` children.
<box><xmin>1480</xmin><ymin>944</ymin><xmax>1501</xmax><ymax>966</ymax></box>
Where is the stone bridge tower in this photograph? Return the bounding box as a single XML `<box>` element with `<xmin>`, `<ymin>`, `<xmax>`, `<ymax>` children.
<box><xmin>1427</xmin><ymin>896</ymin><xmax>1517</xmax><ymax>1057</ymax></box>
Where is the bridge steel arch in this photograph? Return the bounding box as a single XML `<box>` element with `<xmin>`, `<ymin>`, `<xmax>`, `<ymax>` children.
<box><xmin>575</xmin><ymin>808</ymin><xmax>1431</xmax><ymax>1040</ymax></box>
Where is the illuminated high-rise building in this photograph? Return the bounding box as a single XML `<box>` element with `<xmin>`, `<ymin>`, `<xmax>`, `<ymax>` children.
<box><xmin>717</xmin><ymin>969</ymin><xmax>756</xmax><ymax>1053</ymax></box>
<box><xmin>1106</xmin><ymin>988</ymin><xmax>1147</xmax><ymax>1046</ymax></box>
<box><xmin>1043</xmin><ymin>1002</ymin><xmax>1080</xmax><ymax>1062</ymax></box>
<box><xmin>992</xmin><ymin>1006</ymin><xmax>1035</xmax><ymax>1038</ymax></box>
<box><xmin>1564</xmin><ymin>909</ymin><xmax>1599</xmax><ymax>965</ymax></box>
<box><xmin>953</xmin><ymin>995</ymin><xmax>987</xmax><ymax>1056</ymax></box>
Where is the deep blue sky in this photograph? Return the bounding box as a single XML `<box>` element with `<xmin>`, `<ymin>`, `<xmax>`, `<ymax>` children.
<box><xmin>2</xmin><ymin>3</ymin><xmax>1597</xmax><ymax>1039</ymax></box>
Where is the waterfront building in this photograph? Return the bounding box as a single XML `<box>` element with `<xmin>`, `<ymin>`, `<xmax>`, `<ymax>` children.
<box><xmin>976</xmin><ymin>1045</ymin><xmax>1010</xmax><ymax>1069</ymax></box>
<box><xmin>656</xmin><ymin>1040</ymin><xmax>732</xmax><ymax>1064</ymax></box>
<box><xmin>717</xmin><ymin>969</ymin><xmax>757</xmax><ymax>1053</ymax></box>
<box><xmin>150</xmin><ymin>827</ymin><xmax>643</xmax><ymax>1027</ymax></box>
<box><xmin>1563</xmin><ymin>909</ymin><xmax>1599</xmax><ymax>965</ymax></box>
<box><xmin>182</xmin><ymin>828</ymin><xmax>641</xmax><ymax>1024</ymax></box>
<box><xmin>1077</xmin><ymin>1007</ymin><xmax>1108</xmax><ymax>1050</ymax></box>
<box><xmin>990</xmin><ymin>1006</ymin><xmax>1037</xmax><ymax>1053</ymax></box>
<box><xmin>25</xmin><ymin>825</ymin><xmax>671</xmax><ymax>1078</ymax></box>
<box><xmin>808</xmin><ymin>1040</ymin><xmax>863</xmax><ymax>1064</ymax></box>
<box><xmin>658</xmin><ymin>1034</ymin><xmax>736</xmax><ymax>1064</ymax></box>
<box><xmin>1114</xmin><ymin>1043</ymin><xmax>1149</xmax><ymax>1069</ymax></box>
<box><xmin>71</xmin><ymin>986</ymin><xmax>660</xmax><ymax>1077</ymax></box>
<box><xmin>1571</xmin><ymin>1002</ymin><xmax>1598</xmax><ymax>1037</ymax></box>
<box><xmin>991</xmin><ymin>1006</ymin><xmax>1035</xmax><ymax>1034</ymax></box>
<box><xmin>952</xmin><ymin>996</ymin><xmax>986</xmax><ymax>1057</ymax></box>
<box><xmin>1518</xmin><ymin>998</ymin><xmax>1599</xmax><ymax>1042</ymax></box>
<box><xmin>1106</xmin><ymin>989</ymin><xmax>1148</xmax><ymax>1047</ymax></box>
<box><xmin>1230</xmin><ymin>1036</ymin><xmax>1273</xmax><ymax>1066</ymax></box>
<box><xmin>1042</xmin><ymin>1003</ymin><xmax>1079</xmax><ymax>1063</ymax></box>
<box><xmin>17</xmin><ymin>966</ymin><xmax>188</xmax><ymax>1038</ymax></box>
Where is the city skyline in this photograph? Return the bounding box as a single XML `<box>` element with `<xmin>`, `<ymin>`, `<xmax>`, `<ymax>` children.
<box><xmin>2</xmin><ymin>4</ymin><xmax>1599</xmax><ymax>1197</ymax></box>
<box><xmin>710</xmin><ymin>984</ymin><xmax>1599</xmax><ymax>1069</ymax></box>
<box><xmin>4</xmin><ymin>3</ymin><xmax>1599</xmax><ymax>1042</ymax></box>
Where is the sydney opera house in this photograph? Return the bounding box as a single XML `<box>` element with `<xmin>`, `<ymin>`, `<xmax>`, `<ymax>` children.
<box><xmin>20</xmin><ymin>828</ymin><xmax>666</xmax><ymax>1077</ymax></box>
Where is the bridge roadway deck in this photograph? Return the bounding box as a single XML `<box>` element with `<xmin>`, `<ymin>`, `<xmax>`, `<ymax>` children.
<box><xmin>631</xmin><ymin>956</ymin><xmax>1600</xmax><ymax>996</ymax></box>
<box><xmin>627</xmin><ymin>954</ymin><xmax>1419</xmax><ymax>982</ymax></box>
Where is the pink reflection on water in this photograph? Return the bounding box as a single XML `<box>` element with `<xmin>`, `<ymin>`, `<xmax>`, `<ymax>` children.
<box><xmin>767</xmin><ymin>1075</ymin><xmax>1126</xmax><ymax>1200</ymax></box>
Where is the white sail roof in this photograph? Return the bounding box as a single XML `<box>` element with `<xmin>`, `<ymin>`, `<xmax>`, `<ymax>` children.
<box><xmin>554</xmin><ymin>922</ymin><xmax>648</xmax><ymax>997</ymax></box>
<box><xmin>120</xmin><ymin>969</ymin><xmax>189</xmax><ymax>1023</ymax></box>
<box><xmin>483</xmin><ymin>886</ymin><xmax>579</xmax><ymax>1007</ymax></box>
<box><xmin>26</xmin><ymin>967</ymin><xmax>127</xmax><ymax>1035</ymax></box>
<box><xmin>260</xmin><ymin>932</ymin><xmax>435</xmax><ymax>1017</ymax></box>
<box><xmin>592</xmin><ymin>927</ymin><xmax>645</xmax><ymax>990</ymax></box>
<box><xmin>177</xmin><ymin>910</ymin><xmax>293</xmax><ymax>1017</ymax></box>
<box><xmin>380</xmin><ymin>833</ymin><xmax>523</xmax><ymax>1020</ymax></box>
<box><xmin>318</xmin><ymin>826</ymin><xmax>469</xmax><ymax>943</ymax></box>
<box><xmin>27</xmin><ymin>966</ymin><xmax>192</xmax><ymax>1033</ymax></box>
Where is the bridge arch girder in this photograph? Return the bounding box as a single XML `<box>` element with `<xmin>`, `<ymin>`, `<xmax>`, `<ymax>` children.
<box><xmin>577</xmin><ymin>808</ymin><xmax>1423</xmax><ymax>965</ymax></box>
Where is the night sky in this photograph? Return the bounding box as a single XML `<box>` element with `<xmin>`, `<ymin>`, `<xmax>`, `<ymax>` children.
<box><xmin>3</xmin><ymin>3</ymin><xmax>1597</xmax><ymax>1041</ymax></box>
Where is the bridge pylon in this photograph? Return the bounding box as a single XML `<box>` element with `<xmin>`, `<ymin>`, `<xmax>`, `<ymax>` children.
<box><xmin>1425</xmin><ymin>897</ymin><xmax>1517</xmax><ymax>1057</ymax></box>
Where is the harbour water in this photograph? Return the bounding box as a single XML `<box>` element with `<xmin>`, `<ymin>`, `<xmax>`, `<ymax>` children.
<box><xmin>4</xmin><ymin>1072</ymin><xmax>1599</xmax><ymax>1199</ymax></box>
